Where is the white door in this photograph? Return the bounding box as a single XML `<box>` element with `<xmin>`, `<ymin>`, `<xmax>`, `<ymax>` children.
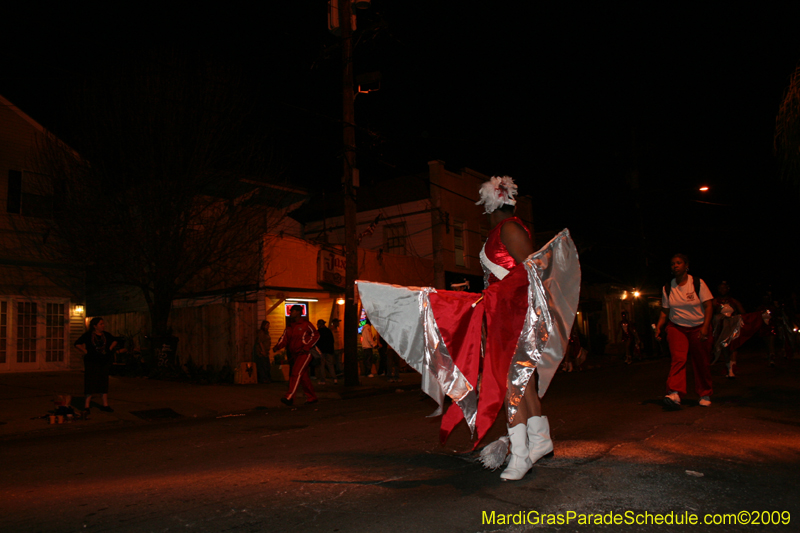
<box><xmin>0</xmin><ymin>299</ymin><xmax>70</xmax><ymax>372</ymax></box>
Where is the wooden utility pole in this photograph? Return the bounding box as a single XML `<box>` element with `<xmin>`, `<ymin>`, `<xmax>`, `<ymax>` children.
<box><xmin>341</xmin><ymin>0</ymin><xmax>360</xmax><ymax>386</ymax></box>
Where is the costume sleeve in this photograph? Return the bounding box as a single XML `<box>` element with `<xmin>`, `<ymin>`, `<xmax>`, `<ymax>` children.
<box><xmin>273</xmin><ymin>328</ymin><xmax>289</xmax><ymax>352</ymax></box>
<box><xmin>302</xmin><ymin>323</ymin><xmax>320</xmax><ymax>351</ymax></box>
<box><xmin>699</xmin><ymin>279</ymin><xmax>714</xmax><ymax>303</ymax></box>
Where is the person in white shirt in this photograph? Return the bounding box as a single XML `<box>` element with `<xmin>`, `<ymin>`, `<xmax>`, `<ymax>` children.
<box><xmin>360</xmin><ymin>319</ymin><xmax>378</xmax><ymax>377</ymax></box>
<box><xmin>654</xmin><ymin>254</ymin><xmax>714</xmax><ymax>408</ymax></box>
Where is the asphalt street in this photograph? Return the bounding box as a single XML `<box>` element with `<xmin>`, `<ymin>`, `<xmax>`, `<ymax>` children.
<box><xmin>1</xmin><ymin>347</ymin><xmax>799</xmax><ymax>533</ymax></box>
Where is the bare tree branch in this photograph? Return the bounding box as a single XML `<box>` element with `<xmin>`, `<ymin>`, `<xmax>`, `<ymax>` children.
<box><xmin>21</xmin><ymin>52</ymin><xmax>294</xmax><ymax>336</ymax></box>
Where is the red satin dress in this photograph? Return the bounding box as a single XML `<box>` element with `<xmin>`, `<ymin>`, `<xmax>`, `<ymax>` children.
<box><xmin>480</xmin><ymin>216</ymin><xmax>531</xmax><ymax>286</ymax></box>
<box><xmin>431</xmin><ymin>216</ymin><xmax>533</xmax><ymax>446</ymax></box>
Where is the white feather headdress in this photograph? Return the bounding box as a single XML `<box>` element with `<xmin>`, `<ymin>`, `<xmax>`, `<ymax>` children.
<box><xmin>476</xmin><ymin>176</ymin><xmax>518</xmax><ymax>214</ymax></box>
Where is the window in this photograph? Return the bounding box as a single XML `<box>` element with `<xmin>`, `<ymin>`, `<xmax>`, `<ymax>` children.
<box><xmin>6</xmin><ymin>170</ymin><xmax>62</xmax><ymax>218</ymax></box>
<box><xmin>0</xmin><ymin>301</ymin><xmax>7</xmax><ymax>364</ymax></box>
<box><xmin>17</xmin><ymin>302</ymin><xmax>37</xmax><ymax>363</ymax></box>
<box><xmin>384</xmin><ymin>223</ymin><xmax>407</xmax><ymax>255</ymax></box>
<box><xmin>453</xmin><ymin>220</ymin><xmax>466</xmax><ymax>267</ymax></box>
<box><xmin>45</xmin><ymin>303</ymin><xmax>66</xmax><ymax>362</ymax></box>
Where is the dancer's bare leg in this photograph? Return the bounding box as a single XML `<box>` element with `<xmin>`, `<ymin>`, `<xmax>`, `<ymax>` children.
<box><xmin>509</xmin><ymin>371</ymin><xmax>542</xmax><ymax>426</ymax></box>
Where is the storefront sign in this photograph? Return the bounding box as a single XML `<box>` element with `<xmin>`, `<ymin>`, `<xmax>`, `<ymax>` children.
<box><xmin>317</xmin><ymin>250</ymin><xmax>346</xmax><ymax>288</ymax></box>
<box><xmin>284</xmin><ymin>302</ymin><xmax>308</xmax><ymax>316</ymax></box>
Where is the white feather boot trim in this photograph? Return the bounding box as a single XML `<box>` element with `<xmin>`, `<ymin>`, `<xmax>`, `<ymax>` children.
<box><xmin>478</xmin><ymin>436</ymin><xmax>510</xmax><ymax>470</ymax></box>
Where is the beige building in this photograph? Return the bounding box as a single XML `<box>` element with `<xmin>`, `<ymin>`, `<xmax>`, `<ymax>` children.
<box><xmin>297</xmin><ymin>160</ymin><xmax>534</xmax><ymax>293</ymax></box>
<box><xmin>0</xmin><ymin>94</ymin><xmax>85</xmax><ymax>372</ymax></box>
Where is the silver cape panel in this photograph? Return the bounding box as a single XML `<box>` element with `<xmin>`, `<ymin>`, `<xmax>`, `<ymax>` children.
<box><xmin>506</xmin><ymin>229</ymin><xmax>581</xmax><ymax>423</ymax></box>
<box><xmin>355</xmin><ymin>282</ymin><xmax>478</xmax><ymax>432</ymax></box>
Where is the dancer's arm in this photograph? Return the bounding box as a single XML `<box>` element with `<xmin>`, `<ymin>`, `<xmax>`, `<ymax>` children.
<box><xmin>501</xmin><ymin>221</ymin><xmax>535</xmax><ymax>263</ymax></box>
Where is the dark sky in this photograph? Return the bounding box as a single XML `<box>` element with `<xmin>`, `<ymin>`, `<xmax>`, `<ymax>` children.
<box><xmin>3</xmin><ymin>2</ymin><xmax>800</xmax><ymax>304</ymax></box>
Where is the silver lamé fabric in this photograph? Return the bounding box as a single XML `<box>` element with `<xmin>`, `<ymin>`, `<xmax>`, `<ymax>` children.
<box><xmin>356</xmin><ymin>228</ymin><xmax>580</xmax><ymax>437</ymax></box>
<box><xmin>712</xmin><ymin>315</ymin><xmax>744</xmax><ymax>363</ymax></box>
<box><xmin>505</xmin><ymin>229</ymin><xmax>581</xmax><ymax>423</ymax></box>
<box><xmin>356</xmin><ymin>282</ymin><xmax>478</xmax><ymax>431</ymax></box>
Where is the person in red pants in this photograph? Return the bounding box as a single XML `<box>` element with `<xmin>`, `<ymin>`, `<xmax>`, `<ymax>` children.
<box><xmin>273</xmin><ymin>305</ymin><xmax>320</xmax><ymax>406</ymax></box>
<box><xmin>654</xmin><ymin>254</ymin><xmax>714</xmax><ymax>409</ymax></box>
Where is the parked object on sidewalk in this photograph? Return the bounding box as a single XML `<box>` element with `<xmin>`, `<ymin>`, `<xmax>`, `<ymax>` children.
<box><xmin>234</xmin><ymin>362</ymin><xmax>258</xmax><ymax>384</ymax></box>
<box><xmin>53</xmin><ymin>394</ymin><xmax>76</xmax><ymax>418</ymax></box>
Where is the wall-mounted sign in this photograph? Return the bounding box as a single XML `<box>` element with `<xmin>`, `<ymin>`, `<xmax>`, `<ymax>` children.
<box><xmin>284</xmin><ymin>303</ymin><xmax>308</xmax><ymax>317</ymax></box>
<box><xmin>317</xmin><ymin>250</ymin><xmax>346</xmax><ymax>288</ymax></box>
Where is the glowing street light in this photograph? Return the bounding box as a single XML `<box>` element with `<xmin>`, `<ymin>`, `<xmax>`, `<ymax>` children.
<box><xmin>699</xmin><ymin>186</ymin><xmax>709</xmax><ymax>192</ymax></box>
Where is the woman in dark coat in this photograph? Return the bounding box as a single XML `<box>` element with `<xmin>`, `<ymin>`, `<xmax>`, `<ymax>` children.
<box><xmin>74</xmin><ymin>317</ymin><xmax>117</xmax><ymax>419</ymax></box>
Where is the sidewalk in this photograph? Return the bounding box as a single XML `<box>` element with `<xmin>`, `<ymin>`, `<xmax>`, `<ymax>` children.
<box><xmin>0</xmin><ymin>370</ymin><xmax>421</xmax><ymax>439</ymax></box>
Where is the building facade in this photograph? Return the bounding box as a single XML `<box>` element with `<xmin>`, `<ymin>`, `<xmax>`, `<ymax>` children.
<box><xmin>298</xmin><ymin>160</ymin><xmax>535</xmax><ymax>293</ymax></box>
<box><xmin>0</xmin><ymin>94</ymin><xmax>85</xmax><ymax>372</ymax></box>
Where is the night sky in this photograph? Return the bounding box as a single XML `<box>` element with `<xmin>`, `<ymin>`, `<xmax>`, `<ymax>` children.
<box><xmin>3</xmin><ymin>2</ymin><xmax>799</xmax><ymax>306</ymax></box>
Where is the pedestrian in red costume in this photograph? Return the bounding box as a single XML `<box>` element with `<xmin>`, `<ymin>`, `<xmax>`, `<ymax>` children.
<box><xmin>655</xmin><ymin>254</ymin><xmax>714</xmax><ymax>409</ymax></box>
<box><xmin>274</xmin><ymin>305</ymin><xmax>320</xmax><ymax>406</ymax></box>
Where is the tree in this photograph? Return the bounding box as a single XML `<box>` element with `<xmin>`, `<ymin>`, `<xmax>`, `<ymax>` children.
<box><xmin>28</xmin><ymin>53</ymin><xmax>289</xmax><ymax>337</ymax></box>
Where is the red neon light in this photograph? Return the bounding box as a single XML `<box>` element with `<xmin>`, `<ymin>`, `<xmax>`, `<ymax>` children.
<box><xmin>284</xmin><ymin>303</ymin><xmax>308</xmax><ymax>316</ymax></box>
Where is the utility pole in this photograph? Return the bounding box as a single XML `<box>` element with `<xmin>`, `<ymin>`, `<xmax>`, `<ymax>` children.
<box><xmin>341</xmin><ymin>0</ymin><xmax>360</xmax><ymax>386</ymax></box>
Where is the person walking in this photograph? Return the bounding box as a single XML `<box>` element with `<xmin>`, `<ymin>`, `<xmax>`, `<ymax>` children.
<box><xmin>655</xmin><ymin>254</ymin><xmax>714</xmax><ymax>409</ymax></box>
<box><xmin>386</xmin><ymin>342</ymin><xmax>402</xmax><ymax>383</ymax></box>
<box><xmin>273</xmin><ymin>305</ymin><xmax>320</xmax><ymax>406</ymax></box>
<box><xmin>713</xmin><ymin>281</ymin><xmax>745</xmax><ymax>378</ymax></box>
<box><xmin>253</xmin><ymin>320</ymin><xmax>272</xmax><ymax>384</ymax></box>
<box><xmin>619</xmin><ymin>311</ymin><xmax>642</xmax><ymax>364</ymax></box>
<box><xmin>74</xmin><ymin>317</ymin><xmax>117</xmax><ymax>419</ymax></box>
<box><xmin>315</xmin><ymin>319</ymin><xmax>337</xmax><ymax>384</ymax></box>
<box><xmin>377</xmin><ymin>333</ymin><xmax>388</xmax><ymax>376</ymax></box>
<box><xmin>360</xmin><ymin>319</ymin><xmax>377</xmax><ymax>377</ymax></box>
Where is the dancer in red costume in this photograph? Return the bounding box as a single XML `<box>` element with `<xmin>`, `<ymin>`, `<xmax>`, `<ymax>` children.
<box><xmin>356</xmin><ymin>176</ymin><xmax>580</xmax><ymax>481</ymax></box>
<box><xmin>274</xmin><ymin>305</ymin><xmax>320</xmax><ymax>406</ymax></box>
<box><xmin>478</xmin><ymin>184</ymin><xmax>552</xmax><ymax>480</ymax></box>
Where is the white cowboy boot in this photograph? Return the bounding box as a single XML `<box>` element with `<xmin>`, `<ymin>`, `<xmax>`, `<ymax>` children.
<box><xmin>526</xmin><ymin>415</ymin><xmax>554</xmax><ymax>464</ymax></box>
<box><xmin>500</xmin><ymin>424</ymin><xmax>532</xmax><ymax>480</ymax></box>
